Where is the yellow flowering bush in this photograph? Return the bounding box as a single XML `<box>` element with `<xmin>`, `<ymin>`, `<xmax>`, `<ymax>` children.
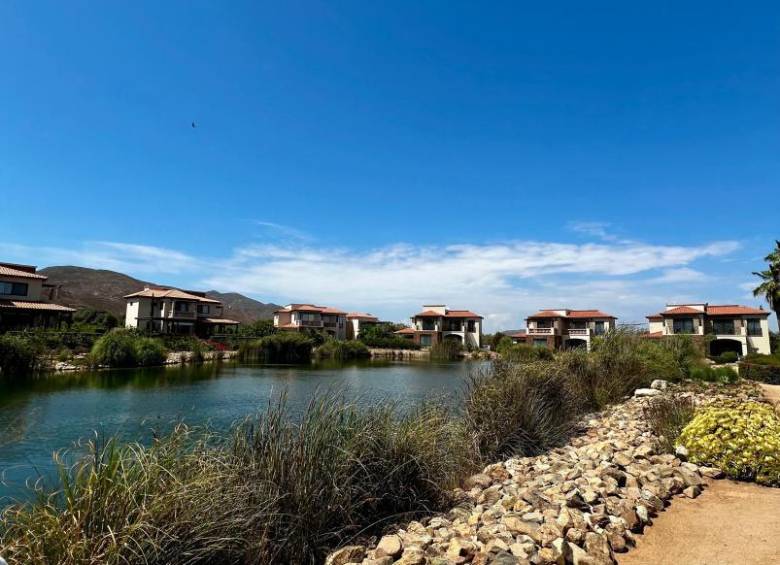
<box><xmin>679</xmin><ymin>401</ymin><xmax>780</xmax><ymax>486</ymax></box>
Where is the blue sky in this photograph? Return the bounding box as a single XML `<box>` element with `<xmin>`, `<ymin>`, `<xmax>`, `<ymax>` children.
<box><xmin>1</xmin><ymin>1</ymin><xmax>778</xmax><ymax>330</ymax></box>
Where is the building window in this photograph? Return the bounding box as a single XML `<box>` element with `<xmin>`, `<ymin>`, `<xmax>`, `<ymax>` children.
<box><xmin>713</xmin><ymin>319</ymin><xmax>736</xmax><ymax>335</ymax></box>
<box><xmin>421</xmin><ymin>319</ymin><xmax>436</xmax><ymax>331</ymax></box>
<box><xmin>467</xmin><ymin>319</ymin><xmax>476</xmax><ymax>332</ymax></box>
<box><xmin>533</xmin><ymin>338</ymin><xmax>548</xmax><ymax>348</ymax></box>
<box><xmin>197</xmin><ymin>304</ymin><xmax>210</xmax><ymax>314</ymax></box>
<box><xmin>673</xmin><ymin>318</ymin><xmax>694</xmax><ymax>334</ymax></box>
<box><xmin>594</xmin><ymin>320</ymin><xmax>605</xmax><ymax>335</ymax></box>
<box><xmin>536</xmin><ymin>320</ymin><xmax>553</xmax><ymax>328</ymax></box>
<box><xmin>420</xmin><ymin>334</ymin><xmax>432</xmax><ymax>346</ymax></box>
<box><xmin>747</xmin><ymin>319</ymin><xmax>763</xmax><ymax>336</ymax></box>
<box><xmin>175</xmin><ymin>301</ymin><xmax>190</xmax><ymax>312</ymax></box>
<box><xmin>0</xmin><ymin>281</ymin><xmax>29</xmax><ymax>296</ymax></box>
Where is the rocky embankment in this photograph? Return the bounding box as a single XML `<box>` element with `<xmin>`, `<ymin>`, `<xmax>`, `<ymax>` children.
<box><xmin>327</xmin><ymin>382</ymin><xmax>750</xmax><ymax>565</ymax></box>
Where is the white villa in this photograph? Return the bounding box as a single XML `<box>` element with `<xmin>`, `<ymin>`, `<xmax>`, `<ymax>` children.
<box><xmin>522</xmin><ymin>309</ymin><xmax>617</xmax><ymax>351</ymax></box>
<box><xmin>124</xmin><ymin>287</ymin><xmax>239</xmax><ymax>336</ymax></box>
<box><xmin>647</xmin><ymin>303</ymin><xmax>771</xmax><ymax>356</ymax></box>
<box><xmin>396</xmin><ymin>305</ymin><xmax>483</xmax><ymax>348</ymax></box>
<box><xmin>346</xmin><ymin>312</ymin><xmax>379</xmax><ymax>339</ymax></box>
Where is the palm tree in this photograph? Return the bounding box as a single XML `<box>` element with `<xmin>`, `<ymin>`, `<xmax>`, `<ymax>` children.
<box><xmin>753</xmin><ymin>240</ymin><xmax>780</xmax><ymax>325</ymax></box>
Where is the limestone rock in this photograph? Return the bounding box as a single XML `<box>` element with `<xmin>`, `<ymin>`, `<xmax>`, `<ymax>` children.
<box><xmin>375</xmin><ymin>535</ymin><xmax>403</xmax><ymax>559</ymax></box>
<box><xmin>325</xmin><ymin>545</ymin><xmax>365</xmax><ymax>565</ymax></box>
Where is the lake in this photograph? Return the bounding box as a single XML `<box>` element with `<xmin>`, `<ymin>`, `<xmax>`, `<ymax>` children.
<box><xmin>0</xmin><ymin>360</ymin><xmax>482</xmax><ymax>504</ymax></box>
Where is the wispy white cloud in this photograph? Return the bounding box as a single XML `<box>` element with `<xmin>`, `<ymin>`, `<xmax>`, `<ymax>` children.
<box><xmin>1</xmin><ymin>237</ymin><xmax>747</xmax><ymax>331</ymax></box>
<box><xmin>567</xmin><ymin>221</ymin><xmax>618</xmax><ymax>242</ymax></box>
<box><xmin>252</xmin><ymin>221</ymin><xmax>312</xmax><ymax>241</ymax></box>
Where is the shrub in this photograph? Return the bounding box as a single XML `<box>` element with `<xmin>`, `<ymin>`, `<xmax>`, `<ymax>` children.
<box><xmin>314</xmin><ymin>339</ymin><xmax>370</xmax><ymax>360</ymax></box>
<box><xmin>739</xmin><ymin>362</ymin><xmax>780</xmax><ymax>384</ymax></box>
<box><xmin>430</xmin><ymin>340</ymin><xmax>462</xmax><ymax>361</ymax></box>
<box><xmin>134</xmin><ymin>337</ymin><xmax>168</xmax><ymax>366</ymax></box>
<box><xmin>89</xmin><ymin>330</ymin><xmax>138</xmax><ymax>368</ymax></box>
<box><xmin>89</xmin><ymin>330</ymin><xmax>168</xmax><ymax>368</ymax></box>
<box><xmin>463</xmin><ymin>360</ymin><xmax>578</xmax><ymax>461</ymax></box>
<box><xmin>680</xmin><ymin>401</ymin><xmax>780</xmax><ymax>486</ymax></box>
<box><xmin>689</xmin><ymin>365</ymin><xmax>738</xmax><ymax>384</ymax></box>
<box><xmin>0</xmin><ymin>334</ymin><xmax>41</xmax><ymax>378</ymax></box>
<box><xmin>716</xmin><ymin>351</ymin><xmax>739</xmax><ymax>364</ymax></box>
<box><xmin>497</xmin><ymin>340</ymin><xmax>553</xmax><ymax>363</ymax></box>
<box><xmin>643</xmin><ymin>396</ymin><xmax>696</xmax><ymax>453</ymax></box>
<box><xmin>238</xmin><ymin>332</ymin><xmax>314</xmax><ymax>363</ymax></box>
<box><xmin>358</xmin><ymin>324</ymin><xmax>421</xmax><ymax>350</ymax></box>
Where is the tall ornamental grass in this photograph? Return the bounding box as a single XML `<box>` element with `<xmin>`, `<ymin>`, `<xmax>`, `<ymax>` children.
<box><xmin>237</xmin><ymin>332</ymin><xmax>314</xmax><ymax>363</ymax></box>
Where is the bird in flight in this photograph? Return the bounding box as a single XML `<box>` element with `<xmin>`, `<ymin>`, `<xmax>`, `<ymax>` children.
<box><xmin>191</xmin><ymin>121</ymin><xmax>198</xmax><ymax>128</ymax></box>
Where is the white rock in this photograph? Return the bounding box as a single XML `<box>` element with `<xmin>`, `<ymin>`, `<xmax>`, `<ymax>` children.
<box><xmin>650</xmin><ymin>379</ymin><xmax>668</xmax><ymax>391</ymax></box>
<box><xmin>634</xmin><ymin>388</ymin><xmax>662</xmax><ymax>397</ymax></box>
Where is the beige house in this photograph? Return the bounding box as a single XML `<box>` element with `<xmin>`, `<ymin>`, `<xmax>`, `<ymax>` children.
<box><xmin>523</xmin><ymin>309</ymin><xmax>617</xmax><ymax>351</ymax></box>
<box><xmin>274</xmin><ymin>304</ymin><xmax>348</xmax><ymax>340</ymax></box>
<box><xmin>124</xmin><ymin>287</ymin><xmax>239</xmax><ymax>336</ymax></box>
<box><xmin>0</xmin><ymin>262</ymin><xmax>75</xmax><ymax>330</ymax></box>
<box><xmin>647</xmin><ymin>303</ymin><xmax>771</xmax><ymax>356</ymax></box>
<box><xmin>346</xmin><ymin>312</ymin><xmax>379</xmax><ymax>339</ymax></box>
<box><xmin>396</xmin><ymin>305</ymin><xmax>483</xmax><ymax>348</ymax></box>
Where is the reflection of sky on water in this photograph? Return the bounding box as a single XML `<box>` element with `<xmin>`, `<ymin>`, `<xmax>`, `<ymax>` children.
<box><xmin>0</xmin><ymin>360</ymin><xmax>483</xmax><ymax>503</ymax></box>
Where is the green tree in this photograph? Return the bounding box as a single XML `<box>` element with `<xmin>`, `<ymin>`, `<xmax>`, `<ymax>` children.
<box><xmin>753</xmin><ymin>240</ymin><xmax>780</xmax><ymax>330</ymax></box>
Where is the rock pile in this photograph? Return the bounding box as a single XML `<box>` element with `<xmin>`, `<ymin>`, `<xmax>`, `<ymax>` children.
<box><xmin>327</xmin><ymin>384</ymin><xmax>730</xmax><ymax>565</ymax></box>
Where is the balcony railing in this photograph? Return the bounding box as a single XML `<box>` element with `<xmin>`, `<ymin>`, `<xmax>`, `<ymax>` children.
<box><xmin>299</xmin><ymin>319</ymin><xmax>323</xmax><ymax>327</ymax></box>
<box><xmin>169</xmin><ymin>310</ymin><xmax>196</xmax><ymax>319</ymax></box>
<box><xmin>568</xmin><ymin>328</ymin><xmax>590</xmax><ymax>336</ymax></box>
<box><xmin>528</xmin><ymin>327</ymin><xmax>553</xmax><ymax>335</ymax></box>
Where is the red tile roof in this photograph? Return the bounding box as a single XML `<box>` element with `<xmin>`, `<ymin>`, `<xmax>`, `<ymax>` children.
<box><xmin>201</xmin><ymin>317</ymin><xmax>240</xmax><ymax>325</ymax></box>
<box><xmin>504</xmin><ymin>330</ymin><xmax>527</xmax><ymax>338</ymax></box>
<box><xmin>124</xmin><ymin>288</ymin><xmax>221</xmax><ymax>304</ymax></box>
<box><xmin>0</xmin><ymin>300</ymin><xmax>75</xmax><ymax>312</ymax></box>
<box><xmin>706</xmin><ymin>305</ymin><xmax>768</xmax><ymax>316</ymax></box>
<box><xmin>277</xmin><ymin>304</ymin><xmax>346</xmax><ymax>315</ymax></box>
<box><xmin>320</xmin><ymin>307</ymin><xmax>347</xmax><ymax>315</ymax></box>
<box><xmin>662</xmin><ymin>306</ymin><xmax>703</xmax><ymax>315</ymax></box>
<box><xmin>413</xmin><ymin>309</ymin><xmax>483</xmax><ymax>318</ymax></box>
<box><xmin>526</xmin><ymin>309</ymin><xmax>615</xmax><ymax>320</ymax></box>
<box><xmin>0</xmin><ymin>264</ymin><xmax>47</xmax><ymax>280</ymax></box>
<box><xmin>347</xmin><ymin>312</ymin><xmax>378</xmax><ymax>320</ymax></box>
<box><xmin>394</xmin><ymin>327</ymin><xmax>417</xmax><ymax>334</ymax></box>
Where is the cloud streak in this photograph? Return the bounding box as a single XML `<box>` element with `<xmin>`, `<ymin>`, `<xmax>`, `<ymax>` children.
<box><xmin>1</xmin><ymin>237</ymin><xmax>749</xmax><ymax>330</ymax></box>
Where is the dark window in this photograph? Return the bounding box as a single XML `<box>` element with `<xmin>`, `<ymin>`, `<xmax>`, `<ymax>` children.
<box><xmin>422</xmin><ymin>319</ymin><xmax>436</xmax><ymax>331</ymax></box>
<box><xmin>713</xmin><ymin>319</ymin><xmax>736</xmax><ymax>335</ymax></box>
<box><xmin>0</xmin><ymin>281</ymin><xmax>28</xmax><ymax>296</ymax></box>
<box><xmin>536</xmin><ymin>320</ymin><xmax>553</xmax><ymax>328</ymax></box>
<box><xmin>533</xmin><ymin>338</ymin><xmax>548</xmax><ymax>348</ymax></box>
<box><xmin>420</xmin><ymin>334</ymin><xmax>432</xmax><ymax>346</ymax></box>
<box><xmin>467</xmin><ymin>319</ymin><xmax>476</xmax><ymax>332</ymax></box>
<box><xmin>747</xmin><ymin>319</ymin><xmax>762</xmax><ymax>336</ymax></box>
<box><xmin>594</xmin><ymin>320</ymin><xmax>606</xmax><ymax>335</ymax></box>
<box><xmin>175</xmin><ymin>301</ymin><xmax>190</xmax><ymax>312</ymax></box>
<box><xmin>673</xmin><ymin>318</ymin><xmax>694</xmax><ymax>334</ymax></box>
<box><xmin>197</xmin><ymin>304</ymin><xmax>209</xmax><ymax>314</ymax></box>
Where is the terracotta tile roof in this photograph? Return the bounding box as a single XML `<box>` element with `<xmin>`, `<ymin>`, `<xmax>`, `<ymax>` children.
<box><xmin>201</xmin><ymin>317</ymin><xmax>240</xmax><ymax>325</ymax></box>
<box><xmin>706</xmin><ymin>305</ymin><xmax>769</xmax><ymax>316</ymax></box>
<box><xmin>504</xmin><ymin>330</ymin><xmax>527</xmax><ymax>338</ymax></box>
<box><xmin>320</xmin><ymin>307</ymin><xmax>347</xmax><ymax>315</ymax></box>
<box><xmin>394</xmin><ymin>327</ymin><xmax>417</xmax><ymax>334</ymax></box>
<box><xmin>0</xmin><ymin>300</ymin><xmax>75</xmax><ymax>312</ymax></box>
<box><xmin>527</xmin><ymin>309</ymin><xmax>615</xmax><ymax>319</ymax></box>
<box><xmin>413</xmin><ymin>309</ymin><xmax>483</xmax><ymax>318</ymax></box>
<box><xmin>0</xmin><ymin>264</ymin><xmax>47</xmax><ymax>280</ymax></box>
<box><xmin>661</xmin><ymin>306</ymin><xmax>703</xmax><ymax>315</ymax></box>
<box><xmin>277</xmin><ymin>304</ymin><xmax>346</xmax><ymax>314</ymax></box>
<box><xmin>124</xmin><ymin>288</ymin><xmax>221</xmax><ymax>304</ymax></box>
<box><xmin>347</xmin><ymin>312</ymin><xmax>378</xmax><ymax>320</ymax></box>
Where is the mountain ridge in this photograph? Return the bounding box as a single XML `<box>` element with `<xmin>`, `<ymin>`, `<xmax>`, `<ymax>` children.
<box><xmin>38</xmin><ymin>266</ymin><xmax>280</xmax><ymax>324</ymax></box>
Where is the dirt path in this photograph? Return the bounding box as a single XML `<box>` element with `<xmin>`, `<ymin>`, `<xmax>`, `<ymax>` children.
<box><xmin>619</xmin><ymin>385</ymin><xmax>780</xmax><ymax>565</ymax></box>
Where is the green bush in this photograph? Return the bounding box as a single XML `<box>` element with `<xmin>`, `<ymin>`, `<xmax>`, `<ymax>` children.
<box><xmin>643</xmin><ymin>396</ymin><xmax>696</xmax><ymax>453</ymax></box>
<box><xmin>89</xmin><ymin>330</ymin><xmax>168</xmax><ymax>368</ymax></box>
<box><xmin>463</xmin><ymin>360</ymin><xmax>578</xmax><ymax>461</ymax></box>
<box><xmin>496</xmin><ymin>339</ymin><xmax>553</xmax><ymax>362</ymax></box>
<box><xmin>680</xmin><ymin>401</ymin><xmax>780</xmax><ymax>486</ymax></box>
<box><xmin>689</xmin><ymin>365</ymin><xmax>738</xmax><ymax>384</ymax></box>
<box><xmin>134</xmin><ymin>337</ymin><xmax>168</xmax><ymax>367</ymax></box>
<box><xmin>716</xmin><ymin>351</ymin><xmax>739</xmax><ymax>364</ymax></box>
<box><xmin>0</xmin><ymin>335</ymin><xmax>41</xmax><ymax>378</ymax></box>
<box><xmin>237</xmin><ymin>332</ymin><xmax>314</xmax><ymax>363</ymax></box>
<box><xmin>314</xmin><ymin>340</ymin><xmax>370</xmax><ymax>360</ymax></box>
<box><xmin>430</xmin><ymin>340</ymin><xmax>462</xmax><ymax>361</ymax></box>
<box><xmin>358</xmin><ymin>324</ymin><xmax>421</xmax><ymax>350</ymax></box>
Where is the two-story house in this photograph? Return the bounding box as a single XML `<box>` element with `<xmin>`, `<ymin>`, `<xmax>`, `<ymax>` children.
<box><xmin>124</xmin><ymin>287</ymin><xmax>239</xmax><ymax>337</ymax></box>
<box><xmin>646</xmin><ymin>303</ymin><xmax>771</xmax><ymax>356</ymax></box>
<box><xmin>273</xmin><ymin>304</ymin><xmax>348</xmax><ymax>340</ymax></box>
<box><xmin>523</xmin><ymin>309</ymin><xmax>617</xmax><ymax>351</ymax></box>
<box><xmin>397</xmin><ymin>305</ymin><xmax>483</xmax><ymax>348</ymax></box>
<box><xmin>0</xmin><ymin>262</ymin><xmax>75</xmax><ymax>330</ymax></box>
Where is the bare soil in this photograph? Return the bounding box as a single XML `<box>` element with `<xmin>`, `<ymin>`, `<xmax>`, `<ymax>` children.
<box><xmin>619</xmin><ymin>384</ymin><xmax>780</xmax><ymax>565</ymax></box>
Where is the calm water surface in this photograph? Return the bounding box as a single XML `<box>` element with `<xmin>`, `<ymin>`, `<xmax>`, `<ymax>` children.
<box><xmin>0</xmin><ymin>360</ymin><xmax>481</xmax><ymax>503</ymax></box>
